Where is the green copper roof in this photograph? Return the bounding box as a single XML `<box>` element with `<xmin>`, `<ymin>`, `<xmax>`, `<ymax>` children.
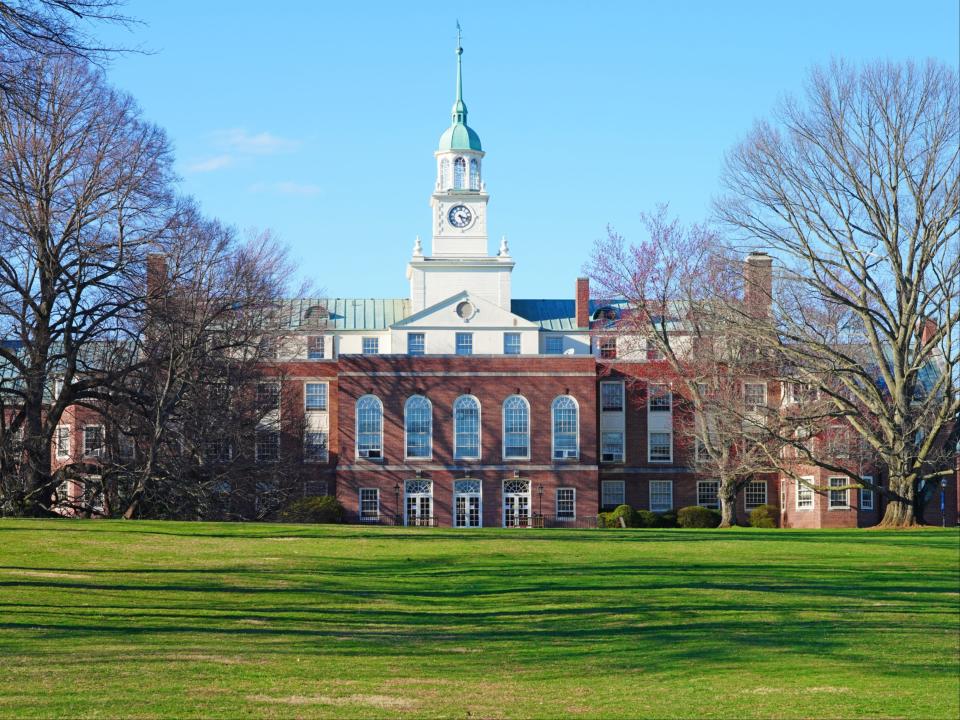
<box><xmin>438</xmin><ymin>28</ymin><xmax>482</xmax><ymax>152</ymax></box>
<box><xmin>283</xmin><ymin>298</ymin><xmax>410</xmax><ymax>331</ymax></box>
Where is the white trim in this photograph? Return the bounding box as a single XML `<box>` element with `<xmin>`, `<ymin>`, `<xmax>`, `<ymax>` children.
<box><xmin>601</xmin><ymin>480</ymin><xmax>625</xmax><ymax>509</ymax></box>
<box><xmin>599</xmin><ymin>380</ymin><xmax>625</xmax><ymax>412</ymax></box>
<box><xmin>355</xmin><ymin>394</ymin><xmax>384</xmax><ymax>460</ymax></box>
<box><xmin>82</xmin><ymin>424</ymin><xmax>104</xmax><ymax>458</ymax></box>
<box><xmin>55</xmin><ymin>424</ymin><xmax>71</xmax><ymax>459</ymax></box>
<box><xmin>648</xmin><ymin>430</ymin><xmax>673</xmax><ymax>463</ymax></box>
<box><xmin>403</xmin><ymin>395</ymin><xmax>433</xmax><ymax>461</ymax></box>
<box><xmin>828</xmin><ymin>476</ymin><xmax>850</xmax><ymax>510</ymax></box>
<box><xmin>556</xmin><ymin>487</ymin><xmax>576</xmax><ymax>521</ymax></box>
<box><xmin>600</xmin><ymin>431</ymin><xmax>625</xmax><ymax>464</ymax></box>
<box><xmin>359</xmin><ymin>487</ymin><xmax>380</xmax><ymax>521</ymax></box>
<box><xmin>303</xmin><ymin>431</ymin><xmax>328</xmax><ymax>463</ymax></box>
<box><xmin>551</xmin><ymin>395</ymin><xmax>580</xmax><ymax>461</ymax></box>
<box><xmin>860</xmin><ymin>475</ymin><xmax>874</xmax><ymax>511</ymax></box>
<box><xmin>649</xmin><ymin>479</ymin><xmax>673</xmax><ymax>512</ymax></box>
<box><xmin>744</xmin><ymin>480</ymin><xmax>767</xmax><ymax>510</ymax></box>
<box><xmin>304</xmin><ymin>381</ymin><xmax>329</xmax><ymax>412</ymax></box>
<box><xmin>796</xmin><ymin>476</ymin><xmax>815</xmax><ymax>510</ymax></box>
<box><xmin>501</xmin><ymin>478</ymin><xmax>531</xmax><ymax>527</ymax></box>
<box><xmin>647</xmin><ymin>383</ymin><xmax>672</xmax><ymax>412</ymax></box>
<box><xmin>697</xmin><ymin>479</ymin><xmax>720</xmax><ymax>509</ymax></box>
<box><xmin>502</xmin><ymin>394</ymin><xmax>531</xmax><ymax>460</ymax></box>
<box><xmin>453</xmin><ymin>479</ymin><xmax>483</xmax><ymax>528</ymax></box>
<box><xmin>743</xmin><ymin>381</ymin><xmax>768</xmax><ymax>408</ymax></box>
<box><xmin>453</xmin><ymin>394</ymin><xmax>482</xmax><ymax>460</ymax></box>
<box><xmin>403</xmin><ymin>479</ymin><xmax>433</xmax><ymax>526</ymax></box>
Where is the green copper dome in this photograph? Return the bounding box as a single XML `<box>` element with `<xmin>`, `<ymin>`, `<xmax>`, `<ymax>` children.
<box><xmin>438</xmin><ymin>29</ymin><xmax>482</xmax><ymax>152</ymax></box>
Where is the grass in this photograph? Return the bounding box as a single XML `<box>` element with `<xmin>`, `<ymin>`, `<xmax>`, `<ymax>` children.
<box><xmin>0</xmin><ymin>521</ymin><xmax>957</xmax><ymax>719</ymax></box>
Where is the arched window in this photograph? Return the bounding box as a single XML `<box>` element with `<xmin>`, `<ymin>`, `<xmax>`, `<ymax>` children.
<box><xmin>552</xmin><ymin>395</ymin><xmax>579</xmax><ymax>460</ymax></box>
<box><xmin>404</xmin><ymin>395</ymin><xmax>432</xmax><ymax>458</ymax></box>
<box><xmin>469</xmin><ymin>158</ymin><xmax>480</xmax><ymax>190</ymax></box>
<box><xmin>503</xmin><ymin>395</ymin><xmax>530</xmax><ymax>459</ymax></box>
<box><xmin>356</xmin><ymin>395</ymin><xmax>383</xmax><ymax>459</ymax></box>
<box><xmin>453</xmin><ymin>157</ymin><xmax>466</xmax><ymax>189</ymax></box>
<box><xmin>440</xmin><ymin>158</ymin><xmax>450</xmax><ymax>189</ymax></box>
<box><xmin>454</xmin><ymin>395</ymin><xmax>480</xmax><ymax>459</ymax></box>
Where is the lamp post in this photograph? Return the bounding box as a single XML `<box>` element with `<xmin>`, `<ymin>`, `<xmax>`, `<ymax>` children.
<box><xmin>394</xmin><ymin>481</ymin><xmax>401</xmax><ymax>526</ymax></box>
<box><xmin>941</xmin><ymin>478</ymin><xmax>948</xmax><ymax>529</ymax></box>
<box><xmin>537</xmin><ymin>483</ymin><xmax>543</xmax><ymax>519</ymax></box>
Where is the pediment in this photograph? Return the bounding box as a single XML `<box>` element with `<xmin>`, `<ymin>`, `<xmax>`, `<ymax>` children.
<box><xmin>392</xmin><ymin>291</ymin><xmax>539</xmax><ymax>330</ymax></box>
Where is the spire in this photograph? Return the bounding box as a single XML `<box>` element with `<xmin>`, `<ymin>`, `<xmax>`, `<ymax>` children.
<box><xmin>452</xmin><ymin>21</ymin><xmax>467</xmax><ymax>124</ymax></box>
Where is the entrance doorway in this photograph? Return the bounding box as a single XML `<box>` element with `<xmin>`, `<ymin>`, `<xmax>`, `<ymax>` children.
<box><xmin>454</xmin><ymin>479</ymin><xmax>482</xmax><ymax>527</ymax></box>
<box><xmin>404</xmin><ymin>479</ymin><xmax>433</xmax><ymax>526</ymax></box>
<box><xmin>502</xmin><ymin>479</ymin><xmax>531</xmax><ymax>527</ymax></box>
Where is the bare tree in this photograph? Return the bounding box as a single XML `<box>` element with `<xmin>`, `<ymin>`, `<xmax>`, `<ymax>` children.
<box><xmin>588</xmin><ymin>208</ymin><xmax>785</xmax><ymax>526</ymax></box>
<box><xmin>0</xmin><ymin>54</ymin><xmax>174</xmax><ymax>515</ymax></box>
<box><xmin>717</xmin><ymin>59</ymin><xmax>959</xmax><ymax>526</ymax></box>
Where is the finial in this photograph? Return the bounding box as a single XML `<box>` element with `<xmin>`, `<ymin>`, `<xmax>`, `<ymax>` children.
<box><xmin>452</xmin><ymin>22</ymin><xmax>467</xmax><ymax>124</ymax></box>
<box><xmin>413</xmin><ymin>235</ymin><xmax>423</xmax><ymax>257</ymax></box>
<box><xmin>499</xmin><ymin>235</ymin><xmax>510</xmax><ymax>257</ymax></box>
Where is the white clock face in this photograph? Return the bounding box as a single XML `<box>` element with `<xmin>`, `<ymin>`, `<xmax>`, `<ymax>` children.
<box><xmin>448</xmin><ymin>204</ymin><xmax>473</xmax><ymax>228</ymax></box>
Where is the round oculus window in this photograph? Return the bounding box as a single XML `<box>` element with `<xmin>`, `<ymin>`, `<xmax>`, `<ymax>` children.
<box><xmin>456</xmin><ymin>301</ymin><xmax>476</xmax><ymax>320</ymax></box>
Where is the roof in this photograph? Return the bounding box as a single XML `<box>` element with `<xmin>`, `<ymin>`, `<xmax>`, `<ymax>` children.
<box><xmin>438</xmin><ymin>122</ymin><xmax>482</xmax><ymax>152</ymax></box>
<box><xmin>281</xmin><ymin>298</ymin><xmax>411</xmax><ymax>331</ymax></box>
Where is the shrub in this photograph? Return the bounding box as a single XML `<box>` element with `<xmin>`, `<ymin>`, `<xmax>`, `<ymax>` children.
<box><xmin>279</xmin><ymin>495</ymin><xmax>344</xmax><ymax>524</ymax></box>
<box><xmin>609</xmin><ymin>504</ymin><xmax>634</xmax><ymax>528</ymax></box>
<box><xmin>597</xmin><ymin>512</ymin><xmax>611</xmax><ymax>528</ymax></box>
<box><xmin>677</xmin><ymin>505</ymin><xmax>722</xmax><ymax>529</ymax></box>
<box><xmin>749</xmin><ymin>504</ymin><xmax>778</xmax><ymax>528</ymax></box>
<box><xmin>653</xmin><ymin>511</ymin><xmax>678</xmax><ymax>528</ymax></box>
<box><xmin>634</xmin><ymin>509</ymin><xmax>658</xmax><ymax>528</ymax></box>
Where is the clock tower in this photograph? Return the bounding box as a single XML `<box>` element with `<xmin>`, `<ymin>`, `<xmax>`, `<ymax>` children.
<box><xmin>407</xmin><ymin>28</ymin><xmax>514</xmax><ymax>313</ymax></box>
<box><xmin>430</xmin><ymin>29</ymin><xmax>489</xmax><ymax>257</ymax></box>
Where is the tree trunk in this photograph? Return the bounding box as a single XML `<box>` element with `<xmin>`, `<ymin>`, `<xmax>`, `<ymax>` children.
<box><xmin>718</xmin><ymin>480</ymin><xmax>738</xmax><ymax>528</ymax></box>
<box><xmin>878</xmin><ymin>473</ymin><xmax>917</xmax><ymax>527</ymax></box>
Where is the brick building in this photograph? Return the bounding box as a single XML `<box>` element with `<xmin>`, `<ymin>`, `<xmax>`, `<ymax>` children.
<box><xmin>47</xmin><ymin>36</ymin><xmax>957</xmax><ymax>528</ymax></box>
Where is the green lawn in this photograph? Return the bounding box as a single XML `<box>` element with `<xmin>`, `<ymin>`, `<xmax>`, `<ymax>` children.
<box><xmin>0</xmin><ymin>521</ymin><xmax>957</xmax><ymax>719</ymax></box>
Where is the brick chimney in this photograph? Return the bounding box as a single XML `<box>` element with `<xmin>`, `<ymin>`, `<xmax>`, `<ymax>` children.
<box><xmin>146</xmin><ymin>252</ymin><xmax>169</xmax><ymax>300</ymax></box>
<box><xmin>576</xmin><ymin>277</ymin><xmax>590</xmax><ymax>329</ymax></box>
<box><xmin>743</xmin><ymin>252</ymin><xmax>772</xmax><ymax>317</ymax></box>
<box><xmin>920</xmin><ymin>317</ymin><xmax>938</xmax><ymax>346</ymax></box>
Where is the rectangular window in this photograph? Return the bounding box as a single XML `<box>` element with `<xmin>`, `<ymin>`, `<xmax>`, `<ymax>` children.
<box><xmin>601</xmin><ymin>480</ymin><xmax>625</xmax><ymax>509</ymax></box>
<box><xmin>744</xmin><ymin>382</ymin><xmax>767</xmax><ymax>408</ymax></box>
<box><xmin>259</xmin><ymin>336</ymin><xmax>278</xmax><ymax>360</ymax></box>
<box><xmin>304</xmin><ymin>431</ymin><xmax>328</xmax><ymax>463</ymax></box>
<box><xmin>118</xmin><ymin>433</ymin><xmax>135</xmax><ymax>460</ymax></box>
<box><xmin>646</xmin><ymin>344</ymin><xmax>664</xmax><ymax>361</ymax></box>
<box><xmin>601</xmin><ymin>432</ymin><xmax>624</xmax><ymax>463</ymax></box>
<box><xmin>359</xmin><ymin>488</ymin><xmax>380</xmax><ymax>521</ymax></box>
<box><xmin>796</xmin><ymin>477</ymin><xmax>814</xmax><ymax>510</ymax></box>
<box><xmin>599</xmin><ymin>337</ymin><xmax>617</xmax><ymax>359</ymax></box>
<box><xmin>455</xmin><ymin>332</ymin><xmax>473</xmax><ymax>356</ymax></box>
<box><xmin>304</xmin><ymin>382</ymin><xmax>328</xmax><ymax>411</ymax></box>
<box><xmin>83</xmin><ymin>425</ymin><xmax>104</xmax><ymax>458</ymax></box>
<box><xmin>362</xmin><ymin>337</ymin><xmax>379</xmax><ymax>355</ymax></box>
<box><xmin>649</xmin><ymin>431</ymin><xmax>672</xmax><ymax>462</ymax></box>
<box><xmin>829</xmin><ymin>476</ymin><xmax>849</xmax><ymax>509</ymax></box>
<box><xmin>745</xmin><ymin>480</ymin><xmax>767</xmax><ymax>509</ymax></box>
<box><xmin>257</xmin><ymin>382</ymin><xmax>280</xmax><ymax>410</ymax></box>
<box><xmin>697</xmin><ymin>480</ymin><xmax>720</xmax><ymax>508</ymax></box>
<box><xmin>650</xmin><ymin>480</ymin><xmax>673</xmax><ymax>512</ymax></box>
<box><xmin>860</xmin><ymin>475</ymin><xmax>874</xmax><ymax>511</ymax></box>
<box><xmin>307</xmin><ymin>335</ymin><xmax>325</xmax><ymax>360</ymax></box>
<box><xmin>203</xmin><ymin>439</ymin><xmax>231</xmax><ymax>462</ymax></box>
<box><xmin>255</xmin><ymin>429</ymin><xmax>280</xmax><ymax>463</ymax></box>
<box><xmin>408</xmin><ymin>332</ymin><xmax>425</xmax><ymax>355</ymax></box>
<box><xmin>55</xmin><ymin>426</ymin><xmax>70</xmax><ymax>459</ymax></box>
<box><xmin>545</xmin><ymin>336</ymin><xmax>564</xmax><ymax>355</ymax></box>
<box><xmin>648</xmin><ymin>384</ymin><xmax>671</xmax><ymax>412</ymax></box>
<box><xmin>600</xmin><ymin>382</ymin><xmax>624</xmax><ymax>412</ymax></box>
<box><xmin>503</xmin><ymin>332</ymin><xmax>521</xmax><ymax>355</ymax></box>
<box><xmin>556</xmin><ymin>488</ymin><xmax>576</xmax><ymax>520</ymax></box>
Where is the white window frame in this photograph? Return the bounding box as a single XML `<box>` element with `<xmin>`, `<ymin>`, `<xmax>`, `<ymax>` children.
<box><xmin>648</xmin><ymin>383</ymin><xmax>672</xmax><ymax>412</ymax></box>
<box><xmin>600</xmin><ymin>381</ymin><xmax>624</xmax><ymax>412</ymax></box>
<box><xmin>303</xmin><ymin>431</ymin><xmax>328</xmax><ymax>463</ymax></box>
<box><xmin>304</xmin><ymin>381</ymin><xmax>328</xmax><ymax>412</ymax></box>
<box><xmin>257</xmin><ymin>381</ymin><xmax>281</xmax><ymax>410</ymax></box>
<box><xmin>55</xmin><ymin>425</ymin><xmax>71</xmax><ymax>459</ymax></box>
<box><xmin>828</xmin><ymin>476</ymin><xmax>849</xmax><ymax>510</ymax></box>
<box><xmin>503</xmin><ymin>332</ymin><xmax>521</xmax><ymax>355</ymax></box>
<box><xmin>648</xmin><ymin>431</ymin><xmax>673</xmax><ymax>463</ymax></box>
<box><xmin>601</xmin><ymin>480</ymin><xmax>625</xmax><ymax>509</ymax></box>
<box><xmin>556</xmin><ymin>487</ymin><xmax>576</xmax><ymax>521</ymax></box>
<box><xmin>454</xmin><ymin>394</ymin><xmax>481</xmax><ymax>460</ymax></box>
<box><xmin>502</xmin><ymin>395</ymin><xmax>530</xmax><ymax>460</ymax></box>
<box><xmin>796</xmin><ymin>476</ymin><xmax>815</xmax><ymax>510</ymax></box>
<box><xmin>255</xmin><ymin>428</ymin><xmax>280</xmax><ymax>463</ymax></box>
<box><xmin>860</xmin><ymin>475</ymin><xmax>874</xmax><ymax>511</ymax></box>
<box><xmin>744</xmin><ymin>480</ymin><xmax>767</xmax><ymax>510</ymax></box>
<box><xmin>455</xmin><ymin>332</ymin><xmax>473</xmax><ymax>356</ymax></box>
<box><xmin>600</xmin><ymin>431</ymin><xmax>624</xmax><ymax>464</ymax></box>
<box><xmin>743</xmin><ymin>381</ymin><xmax>768</xmax><ymax>409</ymax></box>
<box><xmin>83</xmin><ymin>424</ymin><xmax>104</xmax><ymax>458</ymax></box>
<box><xmin>359</xmin><ymin>487</ymin><xmax>380</xmax><ymax>521</ymax></box>
<box><xmin>599</xmin><ymin>336</ymin><xmax>617</xmax><ymax>359</ymax></box>
<box><xmin>362</xmin><ymin>336</ymin><xmax>379</xmax><ymax>355</ymax></box>
<box><xmin>649</xmin><ymin>480</ymin><xmax>673</xmax><ymax>513</ymax></box>
<box><xmin>355</xmin><ymin>394</ymin><xmax>383</xmax><ymax>459</ymax></box>
<box><xmin>404</xmin><ymin>395</ymin><xmax>433</xmax><ymax>460</ymax></box>
<box><xmin>697</xmin><ymin>480</ymin><xmax>720</xmax><ymax>509</ymax></box>
<box><xmin>408</xmin><ymin>332</ymin><xmax>425</xmax><ymax>356</ymax></box>
<box><xmin>307</xmin><ymin>335</ymin><xmax>325</xmax><ymax>360</ymax></box>
<box><xmin>551</xmin><ymin>395</ymin><xmax>580</xmax><ymax>461</ymax></box>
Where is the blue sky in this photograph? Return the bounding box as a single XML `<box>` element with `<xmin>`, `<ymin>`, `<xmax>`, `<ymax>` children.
<box><xmin>97</xmin><ymin>1</ymin><xmax>959</xmax><ymax>300</ymax></box>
